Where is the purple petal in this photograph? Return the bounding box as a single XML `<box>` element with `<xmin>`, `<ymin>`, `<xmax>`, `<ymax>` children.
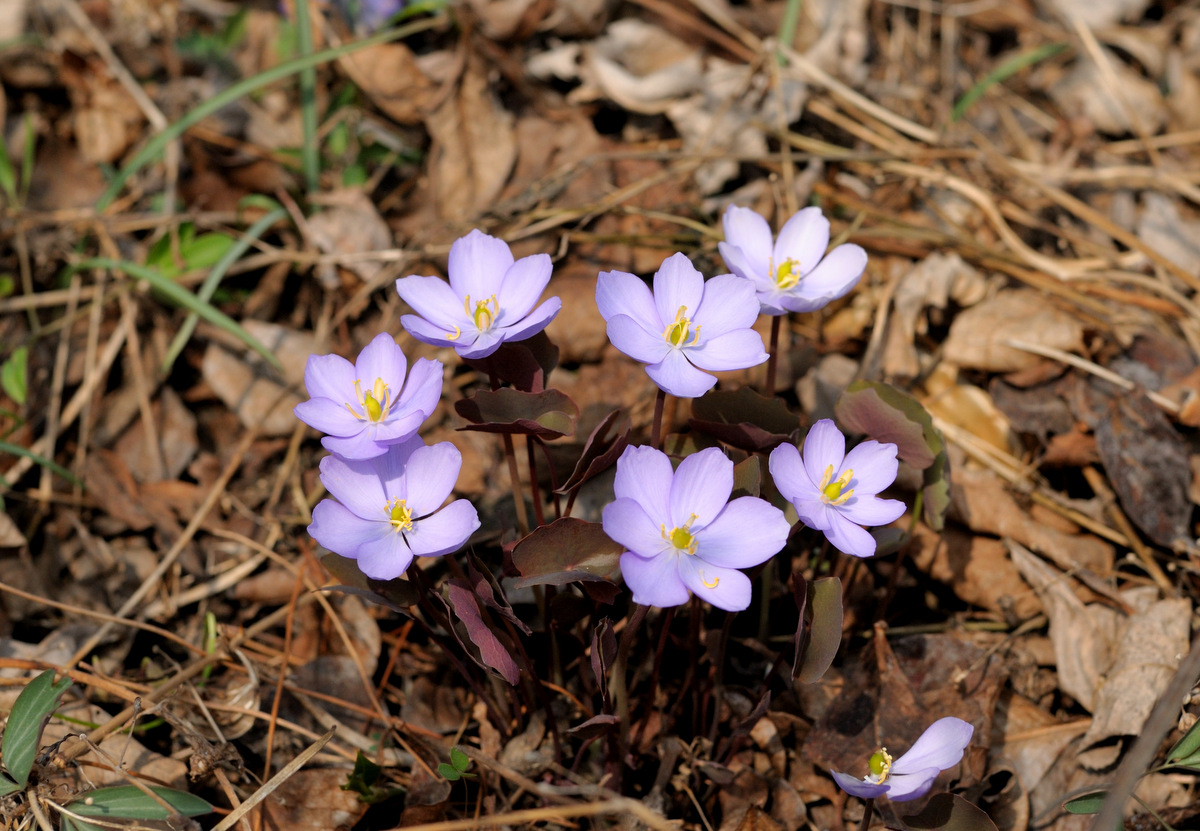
<box><xmin>396</xmin><ymin>275</ymin><xmax>470</xmax><ymax>330</ymax></box>
<box><xmin>696</xmin><ymin>497</ymin><xmax>790</xmax><ymax>568</ymax></box>
<box><xmin>395</xmin><ymin>357</ymin><xmax>443</xmax><ymax>419</ymax></box>
<box><xmin>671</xmin><ymin>448</ymin><xmax>733</xmax><ymax>529</ymax></box>
<box><xmin>775</xmin><ymin>207</ymin><xmax>829</xmax><ymax>275</ymax></box>
<box><xmin>607</xmin><ymin>314</ymin><xmax>672</xmax><ymax>364</ymax></box>
<box><xmin>721</xmin><ymin>205</ymin><xmax>773</xmax><ymax>279</ymax></box>
<box><xmin>321</xmin><ymin>431</ymin><xmax>387</xmax><ymax>461</ymax></box>
<box><xmin>792</xmin><ymin>496</ymin><xmax>836</xmax><ymax>533</ymax></box>
<box><xmin>400</xmin><ymin>313</ymin><xmax>471</xmax><ymax>350</ymax></box>
<box><xmin>447</xmin><ymin>229</ymin><xmax>513</xmax><ymax>300</ymax></box>
<box><xmin>620</xmin><ymin>551</ymin><xmax>690</xmax><ymax>608</ymax></box>
<box><xmin>319</xmin><ymin>453</ymin><xmax>387</xmax><ymax>516</ymax></box>
<box><xmin>371</xmin><ymin>410</ymin><xmax>425</xmax><ymax>444</ymax></box>
<box><xmin>837</xmin><ymin>494</ymin><xmax>906</xmax><ymax>527</ymax></box>
<box><xmin>647</xmin><ymin>350</ymin><xmax>716</xmax><ymax>398</ymax></box>
<box><xmin>402</xmin><ymin>442</ymin><xmax>463</xmax><ymax>516</ymax></box>
<box><xmin>718</xmin><ymin>241</ymin><xmax>768</xmax><ymax>288</ymax></box>
<box><xmin>304</xmin><ymin>353</ymin><xmax>355</xmax><ymax>401</ymax></box>
<box><xmin>613</xmin><ymin>445</ymin><xmax>673</xmax><ymax>523</ymax></box>
<box><xmin>354</xmin><ymin>530</ymin><xmax>417</xmax><ymax>580</ymax></box>
<box><xmin>802</xmin><ymin>420</ymin><xmax>845</xmax><ymax>487</ymax></box>
<box><xmin>354</xmin><ymin>333</ymin><xmax>407</xmax><ymax>389</ymax></box>
<box><xmin>295</xmin><ymin>397</ymin><xmax>361</xmax><ymax>437</ymax></box>
<box><xmin>496</xmin><ymin>254</ymin><xmax>553</xmax><ymax>321</ymax></box>
<box><xmin>884</xmin><ymin>768</ymin><xmax>942</xmax><ymax>802</ymax></box>
<box><xmin>892</xmin><ymin>718</ymin><xmax>974</xmax><ymax>774</ymax></box>
<box><xmin>309</xmin><ymin>499</ymin><xmax>388</xmax><ymax>560</ymax></box>
<box><xmin>495</xmin><ymin>297</ymin><xmax>562</xmax><ymax>344</ymax></box>
<box><xmin>676</xmin><ymin>556</ymin><xmax>752</xmax><ymax>611</ymax></box>
<box><xmin>371</xmin><ymin>439</ymin><xmax>417</xmax><ymax>493</ymax></box>
<box><xmin>790</xmin><ymin>242</ymin><xmax>866</xmax><ymax>298</ymax></box>
<box><xmin>686</xmin><ymin>329</ymin><xmax>768</xmax><ymax>372</ymax></box>
<box><xmin>831</xmin><ymin>770</ymin><xmax>889</xmax><ymax>800</ymax></box>
<box><xmin>841</xmin><ymin>440</ymin><xmax>900</xmax><ymax>496</ymax></box>
<box><xmin>596</xmin><ymin>270</ymin><xmax>661</xmax><ymax>330</ymax></box>
<box><xmin>692</xmin><ymin>274</ymin><xmax>760</xmax><ymax>338</ymax></box>
<box><xmin>603</xmin><ymin>498</ymin><xmax>670</xmax><ymax>559</ymax></box>
<box><xmin>407</xmin><ymin>499</ymin><xmax>479</xmax><ymax>557</ymax></box>
<box><xmin>652</xmin><ymin>253</ymin><xmax>704</xmax><ymax>330</ymax></box>
<box><xmin>754</xmin><ymin>288</ymin><xmax>790</xmax><ymax>317</ymax></box>
<box><xmin>457</xmin><ymin>330</ymin><xmax>503</xmax><ymax>359</ymax></box>
<box><xmin>768</xmin><ymin>443</ymin><xmax>820</xmax><ymax>504</ymax></box>
<box><xmin>822</xmin><ymin>511</ymin><xmax>879</xmax><ymax>558</ymax></box>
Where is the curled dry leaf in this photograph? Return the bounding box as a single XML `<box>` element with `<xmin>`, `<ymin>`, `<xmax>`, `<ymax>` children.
<box><xmin>941</xmin><ymin>290</ymin><xmax>1086</xmax><ymax>373</ymax></box>
<box><xmin>337</xmin><ymin>41</ymin><xmax>436</xmax><ymax>125</ymax></box>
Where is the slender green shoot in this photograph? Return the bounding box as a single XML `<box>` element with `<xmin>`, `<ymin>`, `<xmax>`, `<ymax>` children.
<box><xmin>161</xmin><ymin>206</ymin><xmax>288</xmax><ymax>375</ymax></box>
<box><xmin>776</xmin><ymin>0</ymin><xmax>803</xmax><ymax>66</ymax></box>
<box><xmin>66</xmin><ymin>258</ymin><xmax>281</xmax><ymax>371</ymax></box>
<box><xmin>0</xmin><ymin>440</ymin><xmax>83</xmax><ymax>488</ymax></box>
<box><xmin>952</xmin><ymin>42</ymin><xmax>1068</xmax><ymax>121</ymax></box>
<box><xmin>293</xmin><ymin>0</ymin><xmax>321</xmax><ymax>195</ymax></box>
<box><xmin>95</xmin><ymin>13</ymin><xmax>445</xmax><ymax>212</ymax></box>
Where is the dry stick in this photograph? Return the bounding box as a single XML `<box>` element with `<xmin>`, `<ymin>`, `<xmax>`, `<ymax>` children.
<box><xmin>73</xmin><ymin>268</ymin><xmax>108</xmax><ymax>494</ymax></box>
<box><xmin>651</xmin><ymin>388</ymin><xmax>667</xmax><ymax>449</ymax></box>
<box><xmin>38</xmin><ymin>273</ymin><xmax>80</xmax><ymax>500</ymax></box>
<box><xmin>117</xmin><ymin>290</ymin><xmax>168</xmax><ymax>480</ymax></box>
<box><xmin>211</xmin><ymin>727</ymin><xmax>336</xmax><ymax>831</ymax></box>
<box><xmin>1091</xmin><ymin>629</ymin><xmax>1200</xmax><ymax>831</ymax></box>
<box><xmin>487</xmin><ymin>360</ymin><xmax>530</xmax><ymax>536</ymax></box>
<box><xmin>398</xmin><ymin>797</ymin><xmax>676</xmax><ymax>831</ymax></box>
<box><xmin>764</xmin><ymin>315</ymin><xmax>782</xmax><ymax>396</ymax></box>
<box><xmin>1080</xmin><ymin>466</ymin><xmax>1173</xmax><ymax>595</ymax></box>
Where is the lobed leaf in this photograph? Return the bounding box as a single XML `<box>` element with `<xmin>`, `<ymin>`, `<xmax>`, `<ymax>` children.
<box><xmin>556</xmin><ymin>409</ymin><xmax>631</xmax><ymax>496</ymax></box>
<box><xmin>690</xmin><ymin>387</ymin><xmax>799</xmax><ymax>452</ymax></box>
<box><xmin>511</xmin><ymin>518</ymin><xmax>623</xmax><ymax>588</ymax></box>
<box><xmin>463</xmin><ymin>332</ymin><xmax>559</xmax><ymax>392</ymax></box>
<box><xmin>455</xmin><ymin>388</ymin><xmax>578</xmax><ymax>438</ymax></box>
<box><xmin>903</xmin><ymin>793</ymin><xmax>999</xmax><ymax>830</ymax></box>
<box><xmin>443</xmin><ymin>580</ymin><xmax>521</xmax><ymax>685</ymax></box>
<box><xmin>2</xmin><ymin>669</ymin><xmax>72</xmax><ymax>788</ymax></box>
<box><xmin>793</xmin><ymin>577</ymin><xmax>843</xmax><ymax>684</ymax></box>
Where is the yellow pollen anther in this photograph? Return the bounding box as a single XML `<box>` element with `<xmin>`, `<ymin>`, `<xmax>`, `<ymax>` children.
<box><xmin>346</xmin><ymin>378</ymin><xmax>392</xmax><ymax>423</ymax></box>
<box><xmin>462</xmin><ymin>294</ymin><xmax>499</xmax><ymax>332</ymax></box>
<box><xmin>446</xmin><ymin>325</ymin><xmax>462</xmax><ymax>341</ymax></box>
<box><xmin>818</xmin><ymin>465</ymin><xmax>854</xmax><ymax>506</ymax></box>
<box><xmin>702</xmin><ymin>573</ymin><xmax>719</xmax><ymax>589</ymax></box>
<box><xmin>387</xmin><ymin>498</ymin><xmax>413</xmax><ymax>533</ymax></box>
<box><xmin>773</xmin><ymin>257</ymin><xmax>802</xmax><ymax>290</ymax></box>
<box><xmin>660</xmin><ymin>513</ymin><xmax>700</xmax><ymax>555</ymax></box>
<box><xmin>868</xmin><ymin>748</ymin><xmax>893</xmax><ymax>782</ymax></box>
<box><xmin>662</xmin><ymin>305</ymin><xmax>700</xmax><ymax>348</ymax></box>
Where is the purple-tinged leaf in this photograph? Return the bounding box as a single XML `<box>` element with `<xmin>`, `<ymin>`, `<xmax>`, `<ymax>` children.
<box><xmin>903</xmin><ymin>793</ymin><xmax>999</xmax><ymax>831</ymax></box>
<box><xmin>467</xmin><ymin>554</ymin><xmax>531</xmax><ymax>635</ymax></box>
<box><xmin>511</xmin><ymin>518</ymin><xmax>623</xmax><ymax>588</ymax></box>
<box><xmin>556</xmin><ymin>410</ymin><xmax>632</xmax><ymax>496</ymax></box>
<box><xmin>731</xmin><ymin>455</ymin><xmax>761</xmax><ymax>499</ymax></box>
<box><xmin>443</xmin><ymin>580</ymin><xmax>520</xmax><ymax>685</ymax></box>
<box><xmin>462</xmin><ymin>332</ymin><xmax>559</xmax><ymax>393</ymax></box>
<box><xmin>794</xmin><ymin>576</ymin><xmax>843</xmax><ymax>684</ymax></box>
<box><xmin>566</xmin><ymin>713</ymin><xmax>618</xmax><ymax>740</ymax></box>
<box><xmin>320</xmin><ymin>553</ymin><xmax>420</xmax><ymax>611</ymax></box>
<box><xmin>591</xmin><ymin>619</ymin><xmax>617</xmax><ymax>710</ymax></box>
<box><xmin>690</xmin><ymin>387</ymin><xmax>799</xmax><ymax>452</ymax></box>
<box><xmin>456</xmin><ymin>388</ymin><xmax>578</xmax><ymax>438</ymax></box>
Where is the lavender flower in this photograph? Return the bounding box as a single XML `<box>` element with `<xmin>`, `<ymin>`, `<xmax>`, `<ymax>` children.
<box><xmin>719</xmin><ymin>205</ymin><xmax>867</xmax><ymax>316</ymax></box>
<box><xmin>602</xmin><ymin>445</ymin><xmax>789</xmax><ymax>611</ymax></box>
<box><xmin>341</xmin><ymin>0</ymin><xmax>405</xmax><ymax>31</ymax></box>
<box><xmin>595</xmin><ymin>253</ymin><xmax>768</xmax><ymax>399</ymax></box>
<box><xmin>769</xmin><ymin>419</ymin><xmax>904</xmax><ymax>558</ymax></box>
<box><xmin>831</xmin><ymin>717</ymin><xmax>974</xmax><ymax>802</ymax></box>
<box><xmin>309</xmin><ymin>440</ymin><xmax>480</xmax><ymax>581</ymax></box>
<box><xmin>294</xmin><ymin>333</ymin><xmax>442</xmax><ymax>460</ymax></box>
<box><xmin>395</xmin><ymin>229</ymin><xmax>562</xmax><ymax>360</ymax></box>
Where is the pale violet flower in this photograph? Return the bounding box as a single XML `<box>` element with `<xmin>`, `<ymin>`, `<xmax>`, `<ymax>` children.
<box><xmin>831</xmin><ymin>717</ymin><xmax>974</xmax><ymax>802</ymax></box>
<box><xmin>769</xmin><ymin>419</ymin><xmax>905</xmax><ymax>558</ymax></box>
<box><xmin>309</xmin><ymin>441</ymin><xmax>480</xmax><ymax>580</ymax></box>
<box><xmin>602</xmin><ymin>445</ymin><xmax>790</xmax><ymax>611</ymax></box>
<box><xmin>294</xmin><ymin>333</ymin><xmax>442</xmax><ymax>460</ymax></box>
<box><xmin>596</xmin><ymin>253</ymin><xmax>768</xmax><ymax>399</ymax></box>
<box><xmin>396</xmin><ymin>229</ymin><xmax>561</xmax><ymax>360</ymax></box>
<box><xmin>719</xmin><ymin>205</ymin><xmax>867</xmax><ymax>316</ymax></box>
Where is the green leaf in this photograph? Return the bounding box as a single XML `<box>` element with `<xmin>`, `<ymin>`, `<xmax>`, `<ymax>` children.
<box><xmin>794</xmin><ymin>577</ymin><xmax>843</xmax><ymax>684</ymax></box>
<box><xmin>953</xmin><ymin>43</ymin><xmax>1068</xmax><ymax>121</ymax></box>
<box><xmin>0</xmin><ymin>774</ymin><xmax>20</xmax><ymax>797</ymax></box>
<box><xmin>343</xmin><ymin>750</ymin><xmax>382</xmax><ymax>794</ymax></box>
<box><xmin>1</xmin><ymin>669</ymin><xmax>72</xmax><ymax>787</ymax></box>
<box><xmin>1063</xmin><ymin>791</ymin><xmax>1107</xmax><ymax>814</ymax></box>
<box><xmin>1</xmin><ymin>346</ymin><xmax>28</xmax><ymax>406</ymax></box>
<box><xmin>67</xmin><ymin>785</ymin><xmax>213</xmax><ymax>819</ymax></box>
<box><xmin>0</xmin><ymin>440</ymin><xmax>83</xmax><ymax>488</ymax></box>
<box><xmin>437</xmin><ymin>763</ymin><xmax>461</xmax><ymax>781</ymax></box>
<box><xmin>0</xmin><ymin>135</ymin><xmax>16</xmax><ymax>203</ymax></box>
<box><xmin>450</xmin><ymin>746</ymin><xmax>470</xmax><ymax>772</ymax></box>
<box><xmin>1168</xmin><ymin>717</ymin><xmax>1200</xmax><ymax>764</ymax></box>
<box><xmin>145</xmin><ymin>225</ymin><xmax>235</xmax><ymax>279</ymax></box>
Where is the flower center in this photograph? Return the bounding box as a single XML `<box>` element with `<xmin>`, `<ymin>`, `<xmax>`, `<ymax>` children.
<box><xmin>345</xmin><ymin>377</ymin><xmax>392</xmax><ymax>423</ymax></box>
<box><xmin>466</xmin><ymin>294</ymin><xmax>499</xmax><ymax>331</ymax></box>
<box><xmin>867</xmin><ymin>748</ymin><xmax>893</xmax><ymax>784</ymax></box>
<box><xmin>386</xmin><ymin>497</ymin><xmax>413</xmax><ymax>533</ymax></box>
<box><xmin>661</xmin><ymin>513</ymin><xmax>699</xmax><ymax>555</ymax></box>
<box><xmin>773</xmin><ymin>257</ymin><xmax>802</xmax><ymax>290</ymax></box>
<box><xmin>662</xmin><ymin>306</ymin><xmax>700</xmax><ymax>348</ymax></box>
<box><xmin>818</xmin><ymin>464</ymin><xmax>854</xmax><ymax>506</ymax></box>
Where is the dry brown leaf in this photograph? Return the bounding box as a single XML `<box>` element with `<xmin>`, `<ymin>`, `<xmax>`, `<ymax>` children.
<box><xmin>307</xmin><ymin>189</ymin><xmax>394</xmax><ymax>287</ymax></box>
<box><xmin>942</xmin><ymin>290</ymin><xmax>1086</xmax><ymax>373</ymax></box>
<box><xmin>0</xmin><ymin>511</ymin><xmax>26</xmax><ymax>548</ymax></box>
<box><xmin>1048</xmin><ymin>49</ymin><xmax>1166</xmax><ymax>135</ymax></box>
<box><xmin>909</xmin><ymin>524</ymin><xmax>1043</xmax><ymax>620</ymax></box>
<box><xmin>201</xmin><ymin>321</ymin><xmax>314</xmax><ymax>438</ymax></box>
<box><xmin>990</xmin><ymin>693</ymin><xmax>1089</xmax><ymax>798</ymax></box>
<box><xmin>113</xmin><ymin>386</ymin><xmax>198</xmax><ymax>482</ymax></box>
<box><xmin>338</xmin><ymin>41</ymin><xmax>436</xmax><ymax>125</ymax></box>
<box><xmin>257</xmin><ymin>768</ymin><xmax>368</xmax><ymax>830</ymax></box>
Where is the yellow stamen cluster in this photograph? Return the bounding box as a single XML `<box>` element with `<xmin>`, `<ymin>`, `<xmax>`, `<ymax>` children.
<box><xmin>773</xmin><ymin>257</ymin><xmax>802</xmax><ymax>290</ymax></box>
<box><xmin>662</xmin><ymin>306</ymin><xmax>701</xmax><ymax>348</ymax></box>
<box><xmin>387</xmin><ymin>497</ymin><xmax>414</xmax><ymax>533</ymax></box>
<box><xmin>818</xmin><ymin>465</ymin><xmax>854</xmax><ymax>506</ymax></box>
<box><xmin>446</xmin><ymin>294</ymin><xmax>501</xmax><ymax>341</ymax></box>
<box><xmin>661</xmin><ymin>513</ymin><xmax>699</xmax><ymax>556</ymax></box>
<box><xmin>868</xmin><ymin>748</ymin><xmax>893</xmax><ymax>783</ymax></box>
<box><xmin>345</xmin><ymin>378</ymin><xmax>392</xmax><ymax>423</ymax></box>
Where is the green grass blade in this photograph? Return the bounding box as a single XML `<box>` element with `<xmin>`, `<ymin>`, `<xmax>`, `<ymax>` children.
<box><xmin>67</xmin><ymin>785</ymin><xmax>213</xmax><ymax>819</ymax></box>
<box><xmin>952</xmin><ymin>42</ymin><xmax>1067</xmax><ymax>121</ymax></box>
<box><xmin>0</xmin><ymin>440</ymin><xmax>83</xmax><ymax>488</ymax></box>
<box><xmin>2</xmin><ymin>670</ymin><xmax>72</xmax><ymax>787</ymax></box>
<box><xmin>95</xmin><ymin>13</ymin><xmax>445</xmax><ymax>212</ymax></box>
<box><xmin>68</xmin><ymin>258</ymin><xmax>282</xmax><ymax>371</ymax></box>
<box><xmin>294</xmin><ymin>0</ymin><xmax>321</xmax><ymax>195</ymax></box>
<box><xmin>161</xmin><ymin>207</ymin><xmax>288</xmax><ymax>375</ymax></box>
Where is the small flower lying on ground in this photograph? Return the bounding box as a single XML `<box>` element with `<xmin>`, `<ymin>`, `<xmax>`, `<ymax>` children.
<box><xmin>294</xmin><ymin>332</ymin><xmax>442</xmax><ymax>460</ymax></box>
<box><xmin>831</xmin><ymin>717</ymin><xmax>974</xmax><ymax>802</ymax></box>
<box><xmin>719</xmin><ymin>205</ymin><xmax>867</xmax><ymax>315</ymax></box>
<box><xmin>595</xmin><ymin>253</ymin><xmax>768</xmax><ymax>399</ymax></box>
<box><xmin>602</xmin><ymin>445</ymin><xmax>790</xmax><ymax>611</ymax></box>
<box><xmin>769</xmin><ymin>419</ymin><xmax>905</xmax><ymax>558</ymax></box>
<box><xmin>309</xmin><ymin>440</ymin><xmax>480</xmax><ymax>580</ymax></box>
<box><xmin>396</xmin><ymin>229</ymin><xmax>562</xmax><ymax>360</ymax></box>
